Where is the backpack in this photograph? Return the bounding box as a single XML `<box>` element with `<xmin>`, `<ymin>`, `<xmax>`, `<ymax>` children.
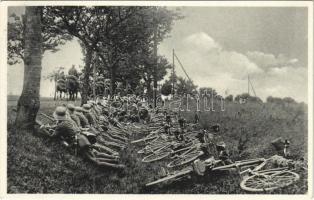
<box><xmin>81</xmin><ymin>131</ymin><xmax>97</xmax><ymax>144</ymax></box>
<box><xmin>77</xmin><ymin>134</ymin><xmax>92</xmax><ymax>149</ymax></box>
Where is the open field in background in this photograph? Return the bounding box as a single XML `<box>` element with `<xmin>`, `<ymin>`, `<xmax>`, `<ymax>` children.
<box><xmin>7</xmin><ymin>95</ymin><xmax>308</xmax><ymax>194</ymax></box>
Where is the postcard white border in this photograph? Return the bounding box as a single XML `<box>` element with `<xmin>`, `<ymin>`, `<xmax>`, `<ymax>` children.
<box><xmin>0</xmin><ymin>1</ymin><xmax>313</xmax><ymax>200</ymax></box>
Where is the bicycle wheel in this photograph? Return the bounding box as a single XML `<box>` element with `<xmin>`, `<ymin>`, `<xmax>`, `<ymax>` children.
<box><xmin>240</xmin><ymin>170</ymin><xmax>300</xmax><ymax>192</ymax></box>
<box><xmin>167</xmin><ymin>151</ymin><xmax>203</xmax><ymax>168</ymax></box>
<box><xmin>145</xmin><ymin>168</ymin><xmax>193</xmax><ymax>187</ymax></box>
<box><xmin>142</xmin><ymin>149</ymin><xmax>171</xmax><ymax>163</ymax></box>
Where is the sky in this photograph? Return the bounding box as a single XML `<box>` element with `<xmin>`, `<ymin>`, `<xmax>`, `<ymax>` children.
<box><xmin>7</xmin><ymin>6</ymin><xmax>309</xmax><ymax>102</ymax></box>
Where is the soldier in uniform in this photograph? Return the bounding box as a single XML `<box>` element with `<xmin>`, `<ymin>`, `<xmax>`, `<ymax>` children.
<box><xmin>194</xmin><ymin>111</ymin><xmax>200</xmax><ymax>124</ymax></box>
<box><xmin>51</xmin><ymin>106</ymin><xmax>124</xmax><ymax>169</ymax></box>
<box><xmin>67</xmin><ymin>104</ymin><xmax>81</xmax><ymax>128</ymax></box>
<box><xmin>59</xmin><ymin>71</ymin><xmax>66</xmax><ymax>80</ymax></box>
<box><xmin>51</xmin><ymin>106</ymin><xmax>79</xmax><ymax>147</ymax></box>
<box><xmin>68</xmin><ymin>64</ymin><xmax>78</xmax><ymax>77</ymax></box>
<box><xmin>74</xmin><ymin>106</ymin><xmax>90</xmax><ymax>128</ymax></box>
<box><xmin>82</xmin><ymin>104</ymin><xmax>97</xmax><ymax>127</ymax></box>
<box><xmin>178</xmin><ymin>116</ymin><xmax>187</xmax><ymax>129</ymax></box>
<box><xmin>78</xmin><ymin>138</ymin><xmax>126</xmax><ymax>169</ymax></box>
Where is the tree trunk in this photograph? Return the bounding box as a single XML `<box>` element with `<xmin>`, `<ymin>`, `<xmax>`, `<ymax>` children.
<box><xmin>81</xmin><ymin>47</ymin><xmax>93</xmax><ymax>105</ymax></box>
<box><xmin>110</xmin><ymin>65</ymin><xmax>117</xmax><ymax>96</ymax></box>
<box><xmin>146</xmin><ymin>77</ymin><xmax>152</xmax><ymax>103</ymax></box>
<box><xmin>15</xmin><ymin>7</ymin><xmax>42</xmax><ymax>130</ymax></box>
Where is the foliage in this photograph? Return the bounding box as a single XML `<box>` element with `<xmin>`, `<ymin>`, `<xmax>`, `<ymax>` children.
<box><xmin>199</xmin><ymin>87</ymin><xmax>217</xmax><ymax>96</ymax></box>
<box><xmin>7</xmin><ymin>12</ymin><xmax>71</xmax><ymax>65</ymax></box>
<box><xmin>44</xmin><ymin>66</ymin><xmax>65</xmax><ymax>82</ymax></box>
<box><xmin>176</xmin><ymin>76</ymin><xmax>198</xmax><ymax>95</ymax></box>
<box><xmin>225</xmin><ymin>95</ymin><xmax>234</xmax><ymax>102</ymax></box>
<box><xmin>160</xmin><ymin>80</ymin><xmax>172</xmax><ymax>96</ymax></box>
<box><xmin>235</xmin><ymin>93</ymin><xmax>263</xmax><ymax>103</ymax></box>
<box><xmin>161</xmin><ymin>74</ymin><xmax>198</xmax><ymax>96</ymax></box>
<box><xmin>42</xmin><ymin>6</ymin><xmax>181</xmax><ymax>98</ymax></box>
<box><xmin>267</xmin><ymin>96</ymin><xmax>297</xmax><ymax>105</ymax></box>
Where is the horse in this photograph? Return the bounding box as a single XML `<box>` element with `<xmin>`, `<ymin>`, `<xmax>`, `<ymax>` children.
<box><xmin>67</xmin><ymin>75</ymin><xmax>80</xmax><ymax>101</ymax></box>
<box><xmin>55</xmin><ymin>76</ymin><xmax>80</xmax><ymax>101</ymax></box>
<box><xmin>55</xmin><ymin>79</ymin><xmax>68</xmax><ymax>100</ymax></box>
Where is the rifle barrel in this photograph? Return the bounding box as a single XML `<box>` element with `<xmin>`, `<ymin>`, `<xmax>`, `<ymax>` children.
<box><xmin>40</xmin><ymin>113</ymin><xmax>55</xmax><ymax>121</ymax></box>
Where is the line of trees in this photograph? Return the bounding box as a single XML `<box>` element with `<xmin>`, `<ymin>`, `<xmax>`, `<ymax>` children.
<box><xmin>160</xmin><ymin>78</ymin><xmax>300</xmax><ymax>106</ymax></box>
<box><xmin>8</xmin><ymin>6</ymin><xmax>182</xmax><ymax>130</ymax></box>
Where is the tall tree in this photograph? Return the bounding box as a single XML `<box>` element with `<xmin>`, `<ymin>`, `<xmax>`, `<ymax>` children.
<box><xmin>43</xmin><ymin>6</ymin><xmax>143</xmax><ymax>103</ymax></box>
<box><xmin>160</xmin><ymin>80</ymin><xmax>172</xmax><ymax>96</ymax></box>
<box><xmin>42</xmin><ymin>6</ymin><xmax>180</xmax><ymax>102</ymax></box>
<box><xmin>138</xmin><ymin>55</ymin><xmax>171</xmax><ymax>99</ymax></box>
<box><xmin>95</xmin><ymin>6</ymin><xmax>181</xmax><ymax>96</ymax></box>
<box><xmin>15</xmin><ymin>7</ymin><xmax>43</xmax><ymax>129</ymax></box>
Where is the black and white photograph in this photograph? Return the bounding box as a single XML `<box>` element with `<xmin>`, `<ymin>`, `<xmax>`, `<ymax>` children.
<box><xmin>2</xmin><ymin>1</ymin><xmax>313</xmax><ymax>196</ymax></box>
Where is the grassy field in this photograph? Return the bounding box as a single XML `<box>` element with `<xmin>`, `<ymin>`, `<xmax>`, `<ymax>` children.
<box><xmin>7</xmin><ymin>95</ymin><xmax>308</xmax><ymax>194</ymax></box>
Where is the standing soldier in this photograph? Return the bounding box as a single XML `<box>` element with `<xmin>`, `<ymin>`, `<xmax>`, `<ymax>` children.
<box><xmin>194</xmin><ymin>110</ymin><xmax>200</xmax><ymax>124</ymax></box>
<box><xmin>68</xmin><ymin>64</ymin><xmax>79</xmax><ymax>77</ymax></box>
<box><xmin>59</xmin><ymin>70</ymin><xmax>66</xmax><ymax>80</ymax></box>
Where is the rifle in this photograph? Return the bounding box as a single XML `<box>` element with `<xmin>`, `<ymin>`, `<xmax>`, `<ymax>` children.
<box><xmin>40</xmin><ymin>113</ymin><xmax>55</xmax><ymax>121</ymax></box>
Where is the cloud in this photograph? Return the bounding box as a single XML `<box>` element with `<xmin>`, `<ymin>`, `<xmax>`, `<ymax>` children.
<box><xmin>159</xmin><ymin>32</ymin><xmax>307</xmax><ymax>102</ymax></box>
<box><xmin>8</xmin><ymin>30</ymin><xmax>307</xmax><ymax>103</ymax></box>
<box><xmin>255</xmin><ymin>66</ymin><xmax>307</xmax><ymax>101</ymax></box>
<box><xmin>172</xmin><ymin>32</ymin><xmax>264</xmax><ymax>84</ymax></box>
<box><xmin>178</xmin><ymin>32</ymin><xmax>263</xmax><ymax>80</ymax></box>
<box><xmin>183</xmin><ymin>32</ymin><xmax>221</xmax><ymax>52</ymax></box>
<box><xmin>246</xmin><ymin>51</ymin><xmax>299</xmax><ymax>70</ymax></box>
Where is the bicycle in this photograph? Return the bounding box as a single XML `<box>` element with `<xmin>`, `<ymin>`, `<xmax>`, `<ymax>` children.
<box><xmin>137</xmin><ymin>136</ymin><xmax>171</xmax><ymax>154</ymax></box>
<box><xmin>166</xmin><ymin>146</ymin><xmax>204</xmax><ymax>168</ymax></box>
<box><xmin>166</xmin><ymin>139</ymin><xmax>214</xmax><ymax>169</ymax></box>
<box><xmin>141</xmin><ymin>140</ymin><xmax>197</xmax><ymax>163</ymax></box>
<box><xmin>146</xmin><ymin>155</ymin><xmax>300</xmax><ymax>192</ymax></box>
<box><xmin>131</xmin><ymin>128</ymin><xmax>162</xmax><ymax>144</ymax></box>
<box><xmin>141</xmin><ymin>143</ymin><xmax>174</xmax><ymax>163</ymax></box>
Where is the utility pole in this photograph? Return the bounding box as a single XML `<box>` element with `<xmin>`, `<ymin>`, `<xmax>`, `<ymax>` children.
<box><xmin>153</xmin><ymin>7</ymin><xmax>158</xmax><ymax>108</ymax></box>
<box><xmin>249</xmin><ymin>76</ymin><xmax>257</xmax><ymax>97</ymax></box>
<box><xmin>174</xmin><ymin>52</ymin><xmax>192</xmax><ymax>83</ymax></box>
<box><xmin>172</xmin><ymin>49</ymin><xmax>175</xmax><ymax>97</ymax></box>
<box><xmin>248</xmin><ymin>74</ymin><xmax>250</xmax><ymax>95</ymax></box>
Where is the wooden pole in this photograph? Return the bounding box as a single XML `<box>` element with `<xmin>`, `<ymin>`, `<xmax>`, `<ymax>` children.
<box><xmin>172</xmin><ymin>49</ymin><xmax>175</xmax><ymax>97</ymax></box>
<box><xmin>248</xmin><ymin>74</ymin><xmax>250</xmax><ymax>95</ymax></box>
<box><xmin>174</xmin><ymin>52</ymin><xmax>192</xmax><ymax>83</ymax></box>
<box><xmin>249</xmin><ymin>77</ymin><xmax>257</xmax><ymax>97</ymax></box>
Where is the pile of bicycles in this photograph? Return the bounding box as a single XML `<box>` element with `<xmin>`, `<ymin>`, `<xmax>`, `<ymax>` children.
<box><xmin>145</xmin><ymin>155</ymin><xmax>302</xmax><ymax>192</ymax></box>
<box><xmin>129</xmin><ymin>111</ymin><xmax>303</xmax><ymax>193</ymax></box>
<box><xmin>36</xmin><ymin>108</ymin><xmax>303</xmax><ymax>193</ymax></box>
